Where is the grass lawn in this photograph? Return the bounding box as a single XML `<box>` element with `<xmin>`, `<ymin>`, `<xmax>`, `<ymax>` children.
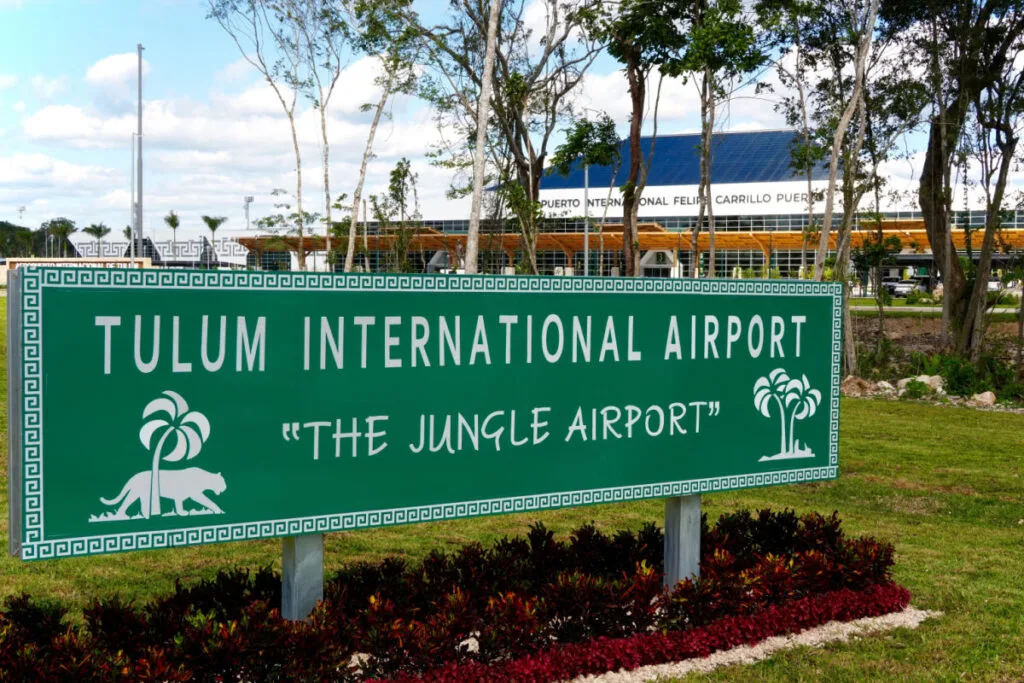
<box><xmin>850</xmin><ymin>297</ymin><xmax>928</xmax><ymax>307</ymax></box>
<box><xmin>2</xmin><ymin>304</ymin><xmax>1024</xmax><ymax>680</ymax></box>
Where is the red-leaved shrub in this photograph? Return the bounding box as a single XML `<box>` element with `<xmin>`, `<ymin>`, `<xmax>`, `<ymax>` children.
<box><xmin>0</xmin><ymin>509</ymin><xmax>903</xmax><ymax>682</ymax></box>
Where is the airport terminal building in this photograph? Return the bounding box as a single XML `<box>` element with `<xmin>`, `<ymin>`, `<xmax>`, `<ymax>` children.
<box><xmin>69</xmin><ymin>130</ymin><xmax>1024</xmax><ymax>277</ymax></box>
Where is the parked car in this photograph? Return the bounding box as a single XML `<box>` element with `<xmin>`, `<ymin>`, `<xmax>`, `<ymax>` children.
<box><xmin>893</xmin><ymin>279</ymin><xmax>927</xmax><ymax>298</ymax></box>
<box><xmin>880</xmin><ymin>277</ymin><xmax>900</xmax><ymax>295</ymax></box>
<box><xmin>987</xmin><ymin>276</ymin><xmax>1002</xmax><ymax>292</ymax></box>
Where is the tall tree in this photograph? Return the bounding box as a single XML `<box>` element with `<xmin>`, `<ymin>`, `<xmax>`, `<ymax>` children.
<box><xmin>41</xmin><ymin>218</ymin><xmax>76</xmax><ymax>258</ymax></box>
<box><xmin>548</xmin><ymin>113</ymin><xmax>621</xmax><ymax>275</ymax></box>
<box><xmin>343</xmin><ymin>1</ymin><xmax>418</xmax><ymax>273</ymax></box>
<box><xmin>208</xmin><ymin>0</ymin><xmax>310</xmax><ymax>270</ymax></box>
<box><xmin>290</xmin><ymin>0</ymin><xmax>351</xmax><ymax>260</ymax></box>
<box><xmin>881</xmin><ymin>0</ymin><xmax>1024</xmax><ymax>355</ymax></box>
<box><xmin>463</xmin><ymin>0</ymin><xmax>502</xmax><ymax>275</ymax></box>
<box><xmin>812</xmin><ymin>0</ymin><xmax>879</xmax><ymax>281</ymax></box>
<box><xmin>83</xmin><ymin>223</ymin><xmax>112</xmax><ymax>254</ymax></box>
<box><xmin>668</xmin><ymin>0</ymin><xmax>765</xmax><ymax>279</ymax></box>
<box><xmin>956</xmin><ymin>47</ymin><xmax>1024</xmax><ymax>356</ymax></box>
<box><xmin>758</xmin><ymin>0</ymin><xmax>825</xmax><ymax>277</ymax></box>
<box><xmin>422</xmin><ymin>0</ymin><xmax>601</xmax><ymax>274</ymax></box>
<box><xmin>201</xmin><ymin>215</ymin><xmax>228</xmax><ymax>268</ymax></box>
<box><xmin>164</xmin><ymin>210</ymin><xmax>180</xmax><ymax>260</ymax></box>
<box><xmin>583</xmin><ymin>0</ymin><xmax>684</xmax><ymax>275</ymax></box>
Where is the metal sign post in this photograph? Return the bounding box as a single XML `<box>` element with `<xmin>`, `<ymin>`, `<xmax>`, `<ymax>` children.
<box><xmin>664</xmin><ymin>494</ymin><xmax>701</xmax><ymax>587</ymax></box>
<box><xmin>281</xmin><ymin>534</ymin><xmax>324</xmax><ymax>621</ymax></box>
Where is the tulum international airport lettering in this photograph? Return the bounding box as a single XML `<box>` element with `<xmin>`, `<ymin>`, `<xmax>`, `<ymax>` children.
<box><xmin>94</xmin><ymin>313</ymin><xmax>808</xmax><ymax>375</ymax></box>
<box><xmin>542</xmin><ymin>192</ymin><xmax>821</xmax><ymax>210</ymax></box>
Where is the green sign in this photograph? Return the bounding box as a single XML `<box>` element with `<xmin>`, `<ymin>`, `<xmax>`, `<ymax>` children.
<box><xmin>8</xmin><ymin>268</ymin><xmax>842</xmax><ymax>560</ymax></box>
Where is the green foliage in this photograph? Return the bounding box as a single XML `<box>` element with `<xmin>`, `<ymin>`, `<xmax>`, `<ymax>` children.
<box><xmin>856</xmin><ymin>336</ymin><xmax>904</xmax><ymax>379</ymax></box>
<box><xmin>548</xmin><ymin>115</ymin><xmax>621</xmax><ymax>178</ymax></box>
<box><xmin>901</xmin><ymin>379</ymin><xmax>931</xmax><ymax>400</ymax></box>
<box><xmin>905</xmin><ymin>351</ymin><xmax>1022</xmax><ymax>400</ymax></box>
<box><xmin>82</xmin><ymin>223</ymin><xmax>111</xmax><ymax>244</ymax></box>
<box><xmin>200</xmin><ymin>215</ymin><xmax>227</xmax><ymax>237</ymax></box>
<box><xmin>905</xmin><ymin>290</ymin><xmax>932</xmax><ymax>306</ymax></box>
<box><xmin>0</xmin><ymin>221</ymin><xmax>35</xmax><ymax>257</ymax></box>
<box><xmin>255</xmin><ymin>189</ymin><xmax>321</xmax><ymax>236</ymax></box>
<box><xmin>852</xmin><ymin>233</ymin><xmax>902</xmax><ymax>274</ymax></box>
<box><xmin>665</xmin><ymin>0</ymin><xmax>766</xmax><ymax>85</ymax></box>
<box><xmin>40</xmin><ymin>217</ymin><xmax>77</xmax><ymax>257</ymax></box>
<box><xmin>163</xmin><ymin>210</ymin><xmax>180</xmax><ymax>232</ymax></box>
<box><xmin>989</xmin><ymin>291</ymin><xmax>1019</xmax><ymax>307</ymax></box>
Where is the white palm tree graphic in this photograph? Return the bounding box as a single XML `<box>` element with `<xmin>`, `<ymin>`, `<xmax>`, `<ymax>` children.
<box><xmin>753</xmin><ymin>369</ymin><xmax>821</xmax><ymax>461</ymax></box>
<box><xmin>139</xmin><ymin>391</ymin><xmax>211</xmax><ymax>517</ymax></box>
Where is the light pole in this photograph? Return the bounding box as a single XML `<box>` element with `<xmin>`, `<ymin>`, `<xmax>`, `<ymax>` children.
<box><xmin>244</xmin><ymin>196</ymin><xmax>254</xmax><ymax>232</ymax></box>
<box><xmin>136</xmin><ymin>43</ymin><xmax>145</xmax><ymax>255</ymax></box>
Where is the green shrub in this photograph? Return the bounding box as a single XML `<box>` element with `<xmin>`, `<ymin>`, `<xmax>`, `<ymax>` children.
<box><xmin>908</xmin><ymin>351</ymin><xmax>941</xmax><ymax>377</ymax></box>
<box><xmin>937</xmin><ymin>356</ymin><xmax>985</xmax><ymax>396</ymax></box>
<box><xmin>905</xmin><ymin>290</ymin><xmax>932</xmax><ymax>306</ymax></box>
<box><xmin>902</xmin><ymin>379</ymin><xmax>931</xmax><ymax>400</ymax></box>
<box><xmin>987</xmin><ymin>291</ymin><xmax>1020</xmax><ymax>307</ymax></box>
<box><xmin>997</xmin><ymin>381</ymin><xmax>1024</xmax><ymax>402</ymax></box>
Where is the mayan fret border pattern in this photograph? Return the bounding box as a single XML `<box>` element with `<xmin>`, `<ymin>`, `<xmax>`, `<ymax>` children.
<box><xmin>17</xmin><ymin>267</ymin><xmax>843</xmax><ymax>560</ymax></box>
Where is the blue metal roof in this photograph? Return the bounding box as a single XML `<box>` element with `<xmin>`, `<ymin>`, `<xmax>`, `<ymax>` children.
<box><xmin>542</xmin><ymin>130</ymin><xmax>828</xmax><ymax>189</ymax></box>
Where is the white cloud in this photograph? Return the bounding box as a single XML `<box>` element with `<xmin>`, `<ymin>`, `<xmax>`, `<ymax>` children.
<box><xmin>13</xmin><ymin>100</ymin><xmax>25</xmax><ymax>112</ymax></box>
<box><xmin>0</xmin><ymin>74</ymin><xmax>16</xmax><ymax>89</ymax></box>
<box><xmin>0</xmin><ymin>153</ymin><xmax>120</xmax><ymax>193</ymax></box>
<box><xmin>574</xmin><ymin>69</ymin><xmax>702</xmax><ymax>130</ymax></box>
<box><xmin>31</xmin><ymin>74</ymin><xmax>67</xmax><ymax>99</ymax></box>
<box><xmin>86</xmin><ymin>53</ymin><xmax>151</xmax><ymax>88</ymax></box>
<box><xmin>214</xmin><ymin>58</ymin><xmax>255</xmax><ymax>84</ymax></box>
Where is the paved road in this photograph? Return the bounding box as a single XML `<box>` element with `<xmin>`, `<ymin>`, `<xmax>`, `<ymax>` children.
<box><xmin>851</xmin><ymin>305</ymin><xmax>1018</xmax><ymax>314</ymax></box>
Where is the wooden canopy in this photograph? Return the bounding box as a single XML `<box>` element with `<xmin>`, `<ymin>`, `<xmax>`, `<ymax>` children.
<box><xmin>234</xmin><ymin>221</ymin><xmax>1024</xmax><ymax>259</ymax></box>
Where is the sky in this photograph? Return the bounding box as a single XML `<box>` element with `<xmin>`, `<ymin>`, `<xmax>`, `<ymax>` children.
<box><xmin>0</xmin><ymin>0</ymin><xmax>957</xmax><ymax>242</ymax></box>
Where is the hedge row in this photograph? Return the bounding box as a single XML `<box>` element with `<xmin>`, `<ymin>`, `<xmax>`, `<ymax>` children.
<box><xmin>371</xmin><ymin>583</ymin><xmax>913</xmax><ymax>682</ymax></box>
<box><xmin>0</xmin><ymin>509</ymin><xmax>899</xmax><ymax>682</ymax></box>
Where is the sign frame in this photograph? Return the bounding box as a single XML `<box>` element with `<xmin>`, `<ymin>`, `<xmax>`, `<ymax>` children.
<box><xmin>8</xmin><ymin>267</ymin><xmax>842</xmax><ymax>561</ymax></box>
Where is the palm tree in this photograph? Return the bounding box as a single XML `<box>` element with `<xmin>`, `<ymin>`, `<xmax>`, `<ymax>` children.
<box><xmin>164</xmin><ymin>210</ymin><xmax>180</xmax><ymax>261</ymax></box>
<box><xmin>41</xmin><ymin>218</ymin><xmax>76</xmax><ymax>257</ymax></box>
<box><xmin>82</xmin><ymin>223</ymin><xmax>111</xmax><ymax>256</ymax></box>
<box><xmin>123</xmin><ymin>225</ymin><xmax>132</xmax><ymax>240</ymax></box>
<box><xmin>783</xmin><ymin>374</ymin><xmax>822</xmax><ymax>455</ymax></box>
<box><xmin>201</xmin><ymin>215</ymin><xmax>227</xmax><ymax>268</ymax></box>
<box><xmin>139</xmin><ymin>391</ymin><xmax>211</xmax><ymax>517</ymax></box>
<box><xmin>753</xmin><ymin>368</ymin><xmax>791</xmax><ymax>455</ymax></box>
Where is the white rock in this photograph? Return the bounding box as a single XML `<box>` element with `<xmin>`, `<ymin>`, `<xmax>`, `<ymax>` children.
<box><xmin>926</xmin><ymin>375</ymin><xmax>945</xmax><ymax>394</ymax></box>
<box><xmin>876</xmin><ymin>381</ymin><xmax>896</xmax><ymax>395</ymax></box>
<box><xmin>970</xmin><ymin>391</ymin><xmax>996</xmax><ymax>407</ymax></box>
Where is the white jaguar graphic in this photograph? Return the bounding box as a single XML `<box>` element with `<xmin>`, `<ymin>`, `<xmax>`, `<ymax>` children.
<box><xmin>90</xmin><ymin>468</ymin><xmax>226</xmax><ymax>521</ymax></box>
<box><xmin>90</xmin><ymin>391</ymin><xmax>226</xmax><ymax>522</ymax></box>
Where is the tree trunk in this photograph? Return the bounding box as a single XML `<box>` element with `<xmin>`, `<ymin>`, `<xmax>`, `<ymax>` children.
<box><xmin>836</xmin><ymin>94</ymin><xmax>869</xmax><ymax>374</ymax></box>
<box><xmin>287</xmin><ymin>112</ymin><xmax>306</xmax><ymax>271</ymax></box>
<box><xmin>797</xmin><ymin>36</ymin><xmax>813</xmax><ymax>280</ymax></box>
<box><xmin>345</xmin><ymin>76</ymin><xmax>393</xmax><ymax>273</ymax></box>
<box><xmin>813</xmin><ymin>0</ymin><xmax>878</xmax><ymax>281</ymax></box>
<box><xmin>920</xmin><ymin>92</ymin><xmax>971</xmax><ymax>333</ymax></box>
<box><xmin>702</xmin><ymin>67</ymin><xmax>717</xmax><ymax>279</ymax></box>
<box><xmin>321</xmin><ymin>109</ymin><xmax>332</xmax><ymax>267</ymax></box>
<box><xmin>465</xmin><ymin>0</ymin><xmax>502</xmax><ymax>276</ymax></box>
<box><xmin>956</xmin><ymin>135</ymin><xmax>1016</xmax><ymax>358</ymax></box>
<box><xmin>622</xmin><ymin>57</ymin><xmax>645</xmax><ymax>277</ymax></box>
<box><xmin>1017</xmin><ymin>290</ymin><xmax>1023</xmax><ymax>377</ymax></box>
